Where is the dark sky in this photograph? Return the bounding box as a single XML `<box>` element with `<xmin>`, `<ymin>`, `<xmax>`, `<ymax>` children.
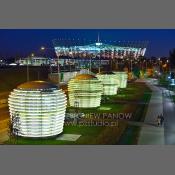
<box><xmin>0</xmin><ymin>29</ymin><xmax>175</xmax><ymax>58</ymax></box>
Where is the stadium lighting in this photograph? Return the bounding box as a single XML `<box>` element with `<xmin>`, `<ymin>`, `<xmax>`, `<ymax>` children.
<box><xmin>41</xmin><ymin>46</ymin><xmax>45</xmax><ymax>50</ymax></box>
<box><xmin>54</xmin><ymin>41</ymin><xmax>147</xmax><ymax>59</ymax></box>
<box><xmin>95</xmin><ymin>42</ymin><xmax>102</xmax><ymax>46</ymax></box>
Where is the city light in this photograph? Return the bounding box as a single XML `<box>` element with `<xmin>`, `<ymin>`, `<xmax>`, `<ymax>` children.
<box><xmin>95</xmin><ymin>42</ymin><xmax>102</xmax><ymax>46</ymax></box>
<box><xmin>41</xmin><ymin>46</ymin><xmax>45</xmax><ymax>50</ymax></box>
<box><xmin>31</xmin><ymin>53</ymin><xmax>35</xmax><ymax>57</ymax></box>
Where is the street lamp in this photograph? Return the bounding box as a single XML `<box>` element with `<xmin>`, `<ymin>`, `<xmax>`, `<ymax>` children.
<box><xmin>40</xmin><ymin>46</ymin><xmax>61</xmax><ymax>82</ymax></box>
<box><xmin>40</xmin><ymin>46</ymin><xmax>54</xmax><ymax>73</ymax></box>
<box><xmin>31</xmin><ymin>53</ymin><xmax>35</xmax><ymax>57</ymax></box>
<box><xmin>41</xmin><ymin>46</ymin><xmax>45</xmax><ymax>51</ymax></box>
<box><xmin>27</xmin><ymin>53</ymin><xmax>35</xmax><ymax>82</ymax></box>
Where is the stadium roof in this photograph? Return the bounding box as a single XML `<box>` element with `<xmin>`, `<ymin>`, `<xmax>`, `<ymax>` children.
<box><xmin>55</xmin><ymin>42</ymin><xmax>145</xmax><ymax>51</ymax></box>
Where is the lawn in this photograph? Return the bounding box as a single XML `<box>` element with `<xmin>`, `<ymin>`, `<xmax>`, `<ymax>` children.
<box><xmin>6</xmin><ymin>122</ymin><xmax>128</xmax><ymax>145</ymax></box>
<box><xmin>172</xmin><ymin>95</ymin><xmax>175</xmax><ymax>103</ymax></box>
<box><xmin>5</xmin><ymin>126</ymin><xmax>105</xmax><ymax>145</ymax></box>
<box><xmin>67</xmin><ymin>103</ymin><xmax>124</xmax><ymax>114</ymax></box>
<box><xmin>0</xmin><ymin>66</ymin><xmax>49</xmax><ymax>92</ymax></box>
<box><xmin>117</xmin><ymin>86</ymin><xmax>152</xmax><ymax>145</ymax></box>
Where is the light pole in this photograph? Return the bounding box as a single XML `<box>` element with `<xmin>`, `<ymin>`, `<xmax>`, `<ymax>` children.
<box><xmin>27</xmin><ymin>60</ymin><xmax>29</xmax><ymax>82</ymax></box>
<box><xmin>98</xmin><ymin>53</ymin><xmax>101</xmax><ymax>73</ymax></box>
<box><xmin>40</xmin><ymin>46</ymin><xmax>54</xmax><ymax>74</ymax></box>
<box><xmin>89</xmin><ymin>56</ymin><xmax>92</xmax><ymax>73</ymax></box>
<box><xmin>130</xmin><ymin>59</ymin><xmax>133</xmax><ymax>72</ymax></box>
<box><xmin>27</xmin><ymin>53</ymin><xmax>34</xmax><ymax>82</ymax></box>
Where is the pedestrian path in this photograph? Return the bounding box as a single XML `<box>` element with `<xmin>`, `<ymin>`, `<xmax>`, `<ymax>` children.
<box><xmin>161</xmin><ymin>87</ymin><xmax>175</xmax><ymax>144</ymax></box>
<box><xmin>136</xmin><ymin>79</ymin><xmax>165</xmax><ymax>145</ymax></box>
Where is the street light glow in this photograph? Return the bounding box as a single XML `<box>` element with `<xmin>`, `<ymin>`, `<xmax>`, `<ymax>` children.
<box><xmin>41</xmin><ymin>46</ymin><xmax>45</xmax><ymax>50</ymax></box>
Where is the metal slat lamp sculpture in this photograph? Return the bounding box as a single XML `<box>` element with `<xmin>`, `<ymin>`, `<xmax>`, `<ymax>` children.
<box><xmin>68</xmin><ymin>74</ymin><xmax>103</xmax><ymax>108</ymax></box>
<box><xmin>8</xmin><ymin>81</ymin><xmax>67</xmax><ymax>138</ymax></box>
<box><xmin>114</xmin><ymin>72</ymin><xmax>128</xmax><ymax>88</ymax></box>
<box><xmin>96</xmin><ymin>71</ymin><xmax>119</xmax><ymax>95</ymax></box>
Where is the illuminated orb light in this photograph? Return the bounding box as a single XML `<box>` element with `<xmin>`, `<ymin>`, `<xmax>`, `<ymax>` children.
<box><xmin>68</xmin><ymin>74</ymin><xmax>103</xmax><ymax>108</ymax></box>
<box><xmin>114</xmin><ymin>72</ymin><xmax>128</xmax><ymax>88</ymax></box>
<box><xmin>96</xmin><ymin>71</ymin><xmax>119</xmax><ymax>95</ymax></box>
<box><xmin>8</xmin><ymin>81</ymin><xmax>67</xmax><ymax>138</ymax></box>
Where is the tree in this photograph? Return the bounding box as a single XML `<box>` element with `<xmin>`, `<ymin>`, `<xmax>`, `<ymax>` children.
<box><xmin>169</xmin><ymin>48</ymin><xmax>175</xmax><ymax>69</ymax></box>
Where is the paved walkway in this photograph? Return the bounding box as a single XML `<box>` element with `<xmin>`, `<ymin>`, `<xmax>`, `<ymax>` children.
<box><xmin>161</xmin><ymin>87</ymin><xmax>175</xmax><ymax>144</ymax></box>
<box><xmin>136</xmin><ymin>79</ymin><xmax>165</xmax><ymax>145</ymax></box>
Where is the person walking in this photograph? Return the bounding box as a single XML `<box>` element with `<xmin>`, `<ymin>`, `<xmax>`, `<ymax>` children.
<box><xmin>160</xmin><ymin>114</ymin><xmax>164</xmax><ymax>126</ymax></box>
<box><xmin>157</xmin><ymin>115</ymin><xmax>161</xmax><ymax>126</ymax></box>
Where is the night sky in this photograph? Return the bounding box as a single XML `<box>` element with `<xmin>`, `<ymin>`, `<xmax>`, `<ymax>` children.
<box><xmin>0</xmin><ymin>29</ymin><xmax>175</xmax><ymax>58</ymax></box>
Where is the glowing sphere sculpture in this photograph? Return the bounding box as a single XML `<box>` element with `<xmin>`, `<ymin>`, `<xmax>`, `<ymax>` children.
<box><xmin>68</xmin><ymin>74</ymin><xmax>103</xmax><ymax>108</ymax></box>
<box><xmin>96</xmin><ymin>71</ymin><xmax>119</xmax><ymax>95</ymax></box>
<box><xmin>114</xmin><ymin>72</ymin><xmax>128</xmax><ymax>88</ymax></box>
<box><xmin>8</xmin><ymin>81</ymin><xmax>67</xmax><ymax>138</ymax></box>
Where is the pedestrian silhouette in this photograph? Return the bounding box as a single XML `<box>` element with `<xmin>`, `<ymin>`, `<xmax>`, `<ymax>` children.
<box><xmin>160</xmin><ymin>114</ymin><xmax>164</xmax><ymax>126</ymax></box>
<box><xmin>157</xmin><ymin>115</ymin><xmax>161</xmax><ymax>126</ymax></box>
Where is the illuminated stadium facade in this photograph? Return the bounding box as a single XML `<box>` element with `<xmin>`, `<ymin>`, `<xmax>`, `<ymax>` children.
<box><xmin>68</xmin><ymin>74</ymin><xmax>103</xmax><ymax>108</ymax></box>
<box><xmin>53</xmin><ymin>39</ymin><xmax>147</xmax><ymax>70</ymax></box>
<box><xmin>96</xmin><ymin>71</ymin><xmax>119</xmax><ymax>95</ymax></box>
<box><xmin>8</xmin><ymin>81</ymin><xmax>67</xmax><ymax>138</ymax></box>
<box><xmin>54</xmin><ymin>40</ymin><xmax>147</xmax><ymax>59</ymax></box>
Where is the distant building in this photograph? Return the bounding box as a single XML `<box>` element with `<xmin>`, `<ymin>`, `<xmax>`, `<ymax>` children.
<box><xmin>16</xmin><ymin>57</ymin><xmax>52</xmax><ymax>66</ymax></box>
<box><xmin>54</xmin><ymin>40</ymin><xmax>147</xmax><ymax>71</ymax></box>
<box><xmin>54</xmin><ymin>42</ymin><xmax>147</xmax><ymax>59</ymax></box>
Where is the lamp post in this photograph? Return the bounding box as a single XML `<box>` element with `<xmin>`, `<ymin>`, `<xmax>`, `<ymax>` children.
<box><xmin>40</xmin><ymin>46</ymin><xmax>54</xmax><ymax>74</ymax></box>
<box><xmin>27</xmin><ymin>59</ymin><xmax>29</xmax><ymax>82</ymax></box>
<box><xmin>89</xmin><ymin>56</ymin><xmax>92</xmax><ymax>73</ymax></box>
<box><xmin>130</xmin><ymin>59</ymin><xmax>133</xmax><ymax>72</ymax></box>
<box><xmin>27</xmin><ymin>53</ymin><xmax>34</xmax><ymax>82</ymax></box>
